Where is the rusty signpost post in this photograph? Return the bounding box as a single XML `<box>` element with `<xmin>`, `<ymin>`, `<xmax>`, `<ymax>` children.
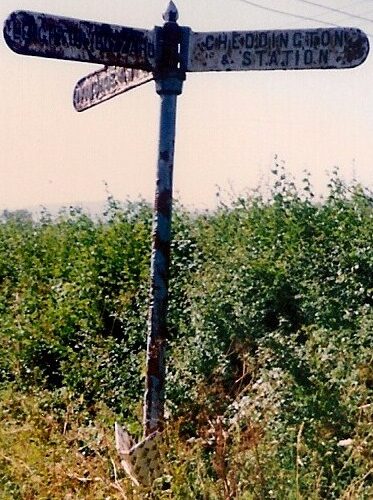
<box><xmin>4</xmin><ymin>1</ymin><xmax>369</xmax><ymax>487</ymax></box>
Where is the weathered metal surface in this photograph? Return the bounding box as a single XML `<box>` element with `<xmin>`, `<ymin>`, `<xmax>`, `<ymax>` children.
<box><xmin>3</xmin><ymin>10</ymin><xmax>156</xmax><ymax>70</ymax></box>
<box><xmin>187</xmin><ymin>27</ymin><xmax>369</xmax><ymax>72</ymax></box>
<box><xmin>73</xmin><ymin>66</ymin><xmax>153</xmax><ymax>112</ymax></box>
<box><xmin>143</xmin><ymin>3</ymin><xmax>185</xmax><ymax>437</ymax></box>
<box><xmin>144</xmin><ymin>89</ymin><xmax>179</xmax><ymax>436</ymax></box>
<box><xmin>115</xmin><ymin>423</ymin><xmax>163</xmax><ymax>487</ymax></box>
<box><xmin>163</xmin><ymin>1</ymin><xmax>179</xmax><ymax>23</ymax></box>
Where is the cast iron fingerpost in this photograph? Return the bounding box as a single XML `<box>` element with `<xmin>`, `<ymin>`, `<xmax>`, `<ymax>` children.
<box><xmin>143</xmin><ymin>1</ymin><xmax>186</xmax><ymax>436</ymax></box>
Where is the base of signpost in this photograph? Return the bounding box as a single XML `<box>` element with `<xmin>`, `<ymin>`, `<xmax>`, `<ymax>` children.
<box><xmin>114</xmin><ymin>423</ymin><xmax>164</xmax><ymax>487</ymax></box>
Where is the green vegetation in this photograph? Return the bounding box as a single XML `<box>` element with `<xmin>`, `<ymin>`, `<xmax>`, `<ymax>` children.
<box><xmin>0</xmin><ymin>171</ymin><xmax>372</xmax><ymax>498</ymax></box>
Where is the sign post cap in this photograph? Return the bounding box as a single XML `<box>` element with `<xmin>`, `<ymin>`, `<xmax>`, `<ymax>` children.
<box><xmin>163</xmin><ymin>1</ymin><xmax>179</xmax><ymax>22</ymax></box>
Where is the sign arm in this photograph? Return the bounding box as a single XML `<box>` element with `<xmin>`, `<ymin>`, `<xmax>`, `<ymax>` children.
<box><xmin>73</xmin><ymin>66</ymin><xmax>154</xmax><ymax>112</ymax></box>
<box><xmin>187</xmin><ymin>27</ymin><xmax>369</xmax><ymax>72</ymax></box>
<box><xmin>3</xmin><ymin>10</ymin><xmax>156</xmax><ymax>71</ymax></box>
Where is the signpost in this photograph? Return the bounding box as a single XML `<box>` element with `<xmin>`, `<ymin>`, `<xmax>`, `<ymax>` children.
<box><xmin>3</xmin><ymin>0</ymin><xmax>370</xmax><ymax>487</ymax></box>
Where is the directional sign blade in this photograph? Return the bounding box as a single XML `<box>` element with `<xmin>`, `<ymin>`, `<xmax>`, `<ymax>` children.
<box><xmin>3</xmin><ymin>11</ymin><xmax>156</xmax><ymax>71</ymax></box>
<box><xmin>73</xmin><ymin>66</ymin><xmax>153</xmax><ymax>112</ymax></box>
<box><xmin>187</xmin><ymin>28</ymin><xmax>369</xmax><ymax>72</ymax></box>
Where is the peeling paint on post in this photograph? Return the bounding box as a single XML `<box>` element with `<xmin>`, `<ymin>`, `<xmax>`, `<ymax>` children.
<box><xmin>143</xmin><ymin>0</ymin><xmax>185</xmax><ymax>436</ymax></box>
<box><xmin>143</xmin><ymin>86</ymin><xmax>178</xmax><ymax>435</ymax></box>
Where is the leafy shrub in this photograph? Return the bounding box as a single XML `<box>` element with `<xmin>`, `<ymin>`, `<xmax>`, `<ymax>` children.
<box><xmin>0</xmin><ymin>171</ymin><xmax>372</xmax><ymax>496</ymax></box>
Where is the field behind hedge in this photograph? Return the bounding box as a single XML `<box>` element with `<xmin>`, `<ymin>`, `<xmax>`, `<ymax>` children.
<box><xmin>0</xmin><ymin>171</ymin><xmax>372</xmax><ymax>499</ymax></box>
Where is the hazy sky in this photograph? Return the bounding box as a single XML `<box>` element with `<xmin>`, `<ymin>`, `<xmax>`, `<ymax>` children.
<box><xmin>1</xmin><ymin>0</ymin><xmax>372</xmax><ymax>211</ymax></box>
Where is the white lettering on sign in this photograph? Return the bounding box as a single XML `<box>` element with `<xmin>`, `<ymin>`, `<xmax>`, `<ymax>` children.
<box><xmin>73</xmin><ymin>66</ymin><xmax>153</xmax><ymax>111</ymax></box>
<box><xmin>187</xmin><ymin>28</ymin><xmax>369</xmax><ymax>71</ymax></box>
<box><xmin>4</xmin><ymin>11</ymin><xmax>156</xmax><ymax>70</ymax></box>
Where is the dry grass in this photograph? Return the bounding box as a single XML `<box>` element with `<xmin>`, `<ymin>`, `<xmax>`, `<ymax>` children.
<box><xmin>0</xmin><ymin>387</ymin><xmax>136</xmax><ymax>499</ymax></box>
<box><xmin>1</xmin><ymin>386</ymin><xmax>372</xmax><ymax>499</ymax></box>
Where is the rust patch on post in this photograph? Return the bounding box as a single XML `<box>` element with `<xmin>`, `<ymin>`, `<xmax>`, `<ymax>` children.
<box><xmin>155</xmin><ymin>189</ymin><xmax>173</xmax><ymax>215</ymax></box>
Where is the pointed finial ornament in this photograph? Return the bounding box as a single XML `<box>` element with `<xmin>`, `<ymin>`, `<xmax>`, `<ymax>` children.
<box><xmin>163</xmin><ymin>1</ymin><xmax>179</xmax><ymax>22</ymax></box>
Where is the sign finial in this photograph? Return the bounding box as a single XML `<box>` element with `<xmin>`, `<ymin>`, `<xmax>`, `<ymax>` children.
<box><xmin>163</xmin><ymin>1</ymin><xmax>179</xmax><ymax>22</ymax></box>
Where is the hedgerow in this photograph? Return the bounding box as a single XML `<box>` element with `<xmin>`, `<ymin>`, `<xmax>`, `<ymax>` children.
<box><xmin>0</xmin><ymin>171</ymin><xmax>372</xmax><ymax>497</ymax></box>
